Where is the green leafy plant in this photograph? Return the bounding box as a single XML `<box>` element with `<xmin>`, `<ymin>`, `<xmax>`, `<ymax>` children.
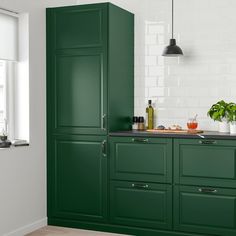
<box><xmin>226</xmin><ymin>102</ymin><xmax>236</xmax><ymax>122</ymax></box>
<box><xmin>207</xmin><ymin>100</ymin><xmax>229</xmax><ymax>122</ymax></box>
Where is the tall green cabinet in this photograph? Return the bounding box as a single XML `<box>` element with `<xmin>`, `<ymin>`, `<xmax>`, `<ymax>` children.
<box><xmin>46</xmin><ymin>2</ymin><xmax>134</xmax><ymax>225</ymax></box>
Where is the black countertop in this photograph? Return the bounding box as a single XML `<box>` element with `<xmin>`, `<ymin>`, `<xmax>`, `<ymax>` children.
<box><xmin>109</xmin><ymin>130</ymin><xmax>236</xmax><ymax>140</ymax></box>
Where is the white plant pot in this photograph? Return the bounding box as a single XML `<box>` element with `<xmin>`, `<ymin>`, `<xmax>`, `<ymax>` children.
<box><xmin>230</xmin><ymin>122</ymin><xmax>236</xmax><ymax>134</ymax></box>
<box><xmin>218</xmin><ymin>120</ymin><xmax>230</xmax><ymax>133</ymax></box>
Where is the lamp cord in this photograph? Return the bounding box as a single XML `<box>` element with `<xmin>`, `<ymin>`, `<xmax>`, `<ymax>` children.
<box><xmin>172</xmin><ymin>0</ymin><xmax>174</xmax><ymax>39</ymax></box>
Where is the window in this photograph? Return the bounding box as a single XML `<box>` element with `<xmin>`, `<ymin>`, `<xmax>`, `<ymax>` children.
<box><xmin>0</xmin><ymin>60</ymin><xmax>6</xmax><ymax>133</ymax></box>
<box><xmin>0</xmin><ymin>10</ymin><xmax>29</xmax><ymax>141</ymax></box>
<box><xmin>0</xmin><ymin>11</ymin><xmax>18</xmax><ymax>139</ymax></box>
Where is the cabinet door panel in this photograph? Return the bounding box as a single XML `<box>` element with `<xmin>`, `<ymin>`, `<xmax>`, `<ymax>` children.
<box><xmin>174</xmin><ymin>185</ymin><xmax>236</xmax><ymax>236</ymax></box>
<box><xmin>47</xmin><ymin>135</ymin><xmax>107</xmax><ymax>222</ymax></box>
<box><xmin>174</xmin><ymin>139</ymin><xmax>236</xmax><ymax>187</ymax></box>
<box><xmin>110</xmin><ymin>137</ymin><xmax>172</xmax><ymax>183</ymax></box>
<box><xmin>50</xmin><ymin>49</ymin><xmax>107</xmax><ymax>135</ymax></box>
<box><xmin>52</xmin><ymin>4</ymin><xmax>107</xmax><ymax>49</ymax></box>
<box><xmin>110</xmin><ymin>181</ymin><xmax>172</xmax><ymax>230</ymax></box>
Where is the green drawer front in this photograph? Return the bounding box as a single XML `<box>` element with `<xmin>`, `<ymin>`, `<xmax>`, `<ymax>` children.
<box><xmin>174</xmin><ymin>185</ymin><xmax>236</xmax><ymax>236</ymax></box>
<box><xmin>174</xmin><ymin>139</ymin><xmax>236</xmax><ymax>187</ymax></box>
<box><xmin>110</xmin><ymin>181</ymin><xmax>172</xmax><ymax>230</ymax></box>
<box><xmin>110</xmin><ymin>137</ymin><xmax>172</xmax><ymax>183</ymax></box>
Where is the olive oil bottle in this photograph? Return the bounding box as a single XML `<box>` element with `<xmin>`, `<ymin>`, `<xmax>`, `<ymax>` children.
<box><xmin>146</xmin><ymin>100</ymin><xmax>154</xmax><ymax>129</ymax></box>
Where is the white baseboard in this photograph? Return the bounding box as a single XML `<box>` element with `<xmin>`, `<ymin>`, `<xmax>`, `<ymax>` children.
<box><xmin>4</xmin><ymin>218</ymin><xmax>47</xmax><ymax>236</ymax></box>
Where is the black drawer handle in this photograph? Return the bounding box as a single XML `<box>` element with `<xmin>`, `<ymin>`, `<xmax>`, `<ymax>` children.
<box><xmin>132</xmin><ymin>183</ymin><xmax>149</xmax><ymax>189</ymax></box>
<box><xmin>199</xmin><ymin>140</ymin><xmax>217</xmax><ymax>145</ymax></box>
<box><xmin>132</xmin><ymin>138</ymin><xmax>149</xmax><ymax>143</ymax></box>
<box><xmin>198</xmin><ymin>188</ymin><xmax>217</xmax><ymax>193</ymax></box>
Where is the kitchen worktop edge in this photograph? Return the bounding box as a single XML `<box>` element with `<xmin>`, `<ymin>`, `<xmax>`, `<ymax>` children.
<box><xmin>109</xmin><ymin>130</ymin><xmax>236</xmax><ymax>140</ymax></box>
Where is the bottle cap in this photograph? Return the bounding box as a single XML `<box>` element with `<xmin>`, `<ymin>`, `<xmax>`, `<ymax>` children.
<box><xmin>132</xmin><ymin>116</ymin><xmax>138</xmax><ymax>123</ymax></box>
<box><xmin>138</xmin><ymin>116</ymin><xmax>144</xmax><ymax>123</ymax></box>
<box><xmin>148</xmin><ymin>100</ymin><xmax>152</xmax><ymax>105</ymax></box>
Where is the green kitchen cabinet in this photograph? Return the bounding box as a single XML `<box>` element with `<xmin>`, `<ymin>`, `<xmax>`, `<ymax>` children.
<box><xmin>110</xmin><ymin>181</ymin><xmax>172</xmax><ymax>230</ymax></box>
<box><xmin>47</xmin><ymin>3</ymin><xmax>134</xmax><ymax>136</ymax></box>
<box><xmin>47</xmin><ymin>1</ymin><xmax>134</xmax><ymax>229</ymax></box>
<box><xmin>174</xmin><ymin>138</ymin><xmax>236</xmax><ymax>188</ymax></box>
<box><xmin>110</xmin><ymin>137</ymin><xmax>172</xmax><ymax>183</ymax></box>
<box><xmin>47</xmin><ymin>134</ymin><xmax>108</xmax><ymax>222</ymax></box>
<box><xmin>174</xmin><ymin>185</ymin><xmax>236</xmax><ymax>236</ymax></box>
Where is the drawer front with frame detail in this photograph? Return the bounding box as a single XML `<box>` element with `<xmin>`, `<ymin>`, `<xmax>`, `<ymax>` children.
<box><xmin>110</xmin><ymin>181</ymin><xmax>172</xmax><ymax>230</ymax></box>
<box><xmin>110</xmin><ymin>137</ymin><xmax>172</xmax><ymax>183</ymax></box>
<box><xmin>174</xmin><ymin>138</ymin><xmax>236</xmax><ymax>188</ymax></box>
<box><xmin>174</xmin><ymin>185</ymin><xmax>236</xmax><ymax>236</ymax></box>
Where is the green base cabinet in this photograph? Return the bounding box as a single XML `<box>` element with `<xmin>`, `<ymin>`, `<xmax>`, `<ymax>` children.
<box><xmin>109</xmin><ymin>136</ymin><xmax>173</xmax><ymax>231</ymax></box>
<box><xmin>110</xmin><ymin>181</ymin><xmax>172</xmax><ymax>230</ymax></box>
<box><xmin>174</xmin><ymin>185</ymin><xmax>236</xmax><ymax>236</ymax></box>
<box><xmin>47</xmin><ymin>135</ymin><xmax>108</xmax><ymax>222</ymax></box>
<box><xmin>174</xmin><ymin>138</ymin><xmax>236</xmax><ymax>236</ymax></box>
<box><xmin>47</xmin><ymin>132</ymin><xmax>236</xmax><ymax>235</ymax></box>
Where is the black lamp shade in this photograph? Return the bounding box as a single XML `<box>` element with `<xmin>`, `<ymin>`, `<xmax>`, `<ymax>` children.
<box><xmin>162</xmin><ymin>39</ymin><xmax>183</xmax><ymax>57</ymax></box>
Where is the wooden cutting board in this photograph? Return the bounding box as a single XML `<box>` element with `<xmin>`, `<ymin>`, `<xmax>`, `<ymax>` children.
<box><xmin>146</xmin><ymin>129</ymin><xmax>204</xmax><ymax>134</ymax></box>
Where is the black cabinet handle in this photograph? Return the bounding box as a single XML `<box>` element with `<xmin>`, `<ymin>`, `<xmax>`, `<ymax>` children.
<box><xmin>199</xmin><ymin>140</ymin><xmax>217</xmax><ymax>145</ymax></box>
<box><xmin>131</xmin><ymin>183</ymin><xmax>149</xmax><ymax>189</ymax></box>
<box><xmin>102</xmin><ymin>140</ymin><xmax>107</xmax><ymax>157</ymax></box>
<box><xmin>132</xmin><ymin>138</ymin><xmax>149</xmax><ymax>143</ymax></box>
<box><xmin>198</xmin><ymin>188</ymin><xmax>217</xmax><ymax>193</ymax></box>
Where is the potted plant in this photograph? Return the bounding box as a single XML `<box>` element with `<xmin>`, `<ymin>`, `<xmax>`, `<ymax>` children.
<box><xmin>226</xmin><ymin>102</ymin><xmax>236</xmax><ymax>134</ymax></box>
<box><xmin>207</xmin><ymin>100</ymin><xmax>229</xmax><ymax>132</ymax></box>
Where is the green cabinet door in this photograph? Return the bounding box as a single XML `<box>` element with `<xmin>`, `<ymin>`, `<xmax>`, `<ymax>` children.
<box><xmin>110</xmin><ymin>137</ymin><xmax>172</xmax><ymax>183</ymax></box>
<box><xmin>48</xmin><ymin>3</ymin><xmax>107</xmax><ymax>49</ymax></box>
<box><xmin>110</xmin><ymin>181</ymin><xmax>172</xmax><ymax>230</ymax></box>
<box><xmin>174</xmin><ymin>185</ymin><xmax>236</xmax><ymax>236</ymax></box>
<box><xmin>47</xmin><ymin>135</ymin><xmax>108</xmax><ymax>222</ymax></box>
<box><xmin>48</xmin><ymin>48</ymin><xmax>107</xmax><ymax>135</ymax></box>
<box><xmin>174</xmin><ymin>139</ymin><xmax>236</xmax><ymax>188</ymax></box>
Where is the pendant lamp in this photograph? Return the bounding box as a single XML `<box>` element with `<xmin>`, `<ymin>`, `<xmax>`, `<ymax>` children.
<box><xmin>162</xmin><ymin>0</ymin><xmax>183</xmax><ymax>57</ymax></box>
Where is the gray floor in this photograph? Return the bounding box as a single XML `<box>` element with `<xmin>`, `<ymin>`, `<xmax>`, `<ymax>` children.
<box><xmin>26</xmin><ymin>226</ymin><xmax>127</xmax><ymax>236</ymax></box>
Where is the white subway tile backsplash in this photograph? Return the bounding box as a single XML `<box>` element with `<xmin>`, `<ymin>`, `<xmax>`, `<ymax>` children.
<box><xmin>148</xmin><ymin>45</ymin><xmax>165</xmax><ymax>55</ymax></box>
<box><xmin>208</xmin><ymin>64</ymin><xmax>231</xmax><ymax>75</ymax></box>
<box><xmin>148</xmin><ymin>66</ymin><xmax>165</xmax><ymax>76</ymax></box>
<box><xmin>148</xmin><ymin>25</ymin><xmax>164</xmax><ymax>34</ymax></box>
<box><xmin>149</xmin><ymin>87</ymin><xmax>166</xmax><ymax>97</ymax></box>
<box><xmin>157</xmin><ymin>56</ymin><xmax>164</xmax><ymax>66</ymax></box>
<box><xmin>157</xmin><ymin>35</ymin><xmax>165</xmax><ymax>44</ymax></box>
<box><xmin>145</xmin><ymin>35</ymin><xmax>157</xmax><ymax>45</ymax></box>
<box><xmin>128</xmin><ymin>0</ymin><xmax>236</xmax><ymax>131</ymax></box>
<box><xmin>168</xmin><ymin>87</ymin><xmax>188</xmax><ymax>97</ymax></box>
<box><xmin>145</xmin><ymin>56</ymin><xmax>157</xmax><ymax>66</ymax></box>
<box><xmin>145</xmin><ymin>77</ymin><xmax>157</xmax><ymax>87</ymax></box>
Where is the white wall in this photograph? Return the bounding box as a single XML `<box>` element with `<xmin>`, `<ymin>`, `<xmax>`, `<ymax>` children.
<box><xmin>1</xmin><ymin>0</ymin><xmax>236</xmax><ymax>235</ymax></box>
